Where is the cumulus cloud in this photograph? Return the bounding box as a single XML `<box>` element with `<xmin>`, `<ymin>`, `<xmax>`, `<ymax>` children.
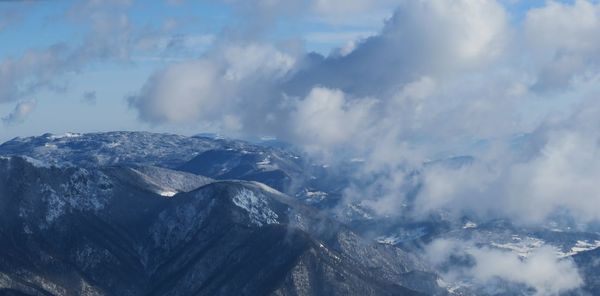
<box><xmin>290</xmin><ymin>87</ymin><xmax>378</xmax><ymax>157</ymax></box>
<box><xmin>283</xmin><ymin>0</ymin><xmax>509</xmax><ymax>100</ymax></box>
<box><xmin>426</xmin><ymin>239</ymin><xmax>583</xmax><ymax>295</ymax></box>
<box><xmin>2</xmin><ymin>100</ymin><xmax>36</xmax><ymax>125</ymax></box>
<box><xmin>525</xmin><ymin>0</ymin><xmax>600</xmax><ymax>91</ymax></box>
<box><xmin>128</xmin><ymin>43</ymin><xmax>297</xmax><ymax>130</ymax></box>
<box><xmin>411</xmin><ymin>96</ymin><xmax>600</xmax><ymax>225</ymax></box>
<box><xmin>131</xmin><ymin>0</ymin><xmax>512</xmax><ymax>134</ymax></box>
<box><xmin>127</xmin><ymin>0</ymin><xmax>600</xmax><ymax>227</ymax></box>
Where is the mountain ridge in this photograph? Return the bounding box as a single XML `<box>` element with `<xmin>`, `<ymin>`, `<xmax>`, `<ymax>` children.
<box><xmin>0</xmin><ymin>154</ymin><xmax>442</xmax><ymax>296</ymax></box>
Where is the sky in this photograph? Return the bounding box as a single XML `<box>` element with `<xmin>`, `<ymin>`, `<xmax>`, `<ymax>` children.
<box><xmin>4</xmin><ymin>1</ymin><xmax>600</xmax><ymax>292</ymax></box>
<box><xmin>3</xmin><ymin>0</ymin><xmax>600</xmax><ymax>226</ymax></box>
<box><xmin>0</xmin><ymin>0</ymin><xmax>573</xmax><ymax>143</ymax></box>
<box><xmin>0</xmin><ymin>0</ymin><xmax>397</xmax><ymax>142</ymax></box>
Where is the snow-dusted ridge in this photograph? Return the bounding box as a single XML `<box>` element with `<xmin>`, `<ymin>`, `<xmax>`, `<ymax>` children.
<box><xmin>231</xmin><ymin>188</ymin><xmax>279</xmax><ymax>226</ymax></box>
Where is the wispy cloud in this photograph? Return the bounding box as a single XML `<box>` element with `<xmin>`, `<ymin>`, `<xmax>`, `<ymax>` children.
<box><xmin>2</xmin><ymin>100</ymin><xmax>36</xmax><ymax>125</ymax></box>
<box><xmin>425</xmin><ymin>238</ymin><xmax>583</xmax><ymax>295</ymax></box>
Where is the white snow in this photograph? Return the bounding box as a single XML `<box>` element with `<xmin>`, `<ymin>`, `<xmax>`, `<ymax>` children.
<box><xmin>491</xmin><ymin>237</ymin><xmax>545</xmax><ymax>258</ymax></box>
<box><xmin>463</xmin><ymin>221</ymin><xmax>477</xmax><ymax>229</ymax></box>
<box><xmin>304</xmin><ymin>190</ymin><xmax>328</xmax><ymax>202</ymax></box>
<box><xmin>42</xmin><ymin>185</ymin><xmax>65</xmax><ymax>225</ymax></box>
<box><xmin>157</xmin><ymin>190</ymin><xmax>178</xmax><ymax>197</ymax></box>
<box><xmin>347</xmin><ymin>203</ymin><xmax>374</xmax><ymax>220</ymax></box>
<box><xmin>560</xmin><ymin>240</ymin><xmax>600</xmax><ymax>257</ymax></box>
<box><xmin>256</xmin><ymin>157</ymin><xmax>277</xmax><ymax>170</ymax></box>
<box><xmin>232</xmin><ymin>188</ymin><xmax>278</xmax><ymax>226</ymax></box>
<box><xmin>48</xmin><ymin>132</ymin><xmax>82</xmax><ymax>140</ymax></box>
<box><xmin>491</xmin><ymin>236</ymin><xmax>600</xmax><ymax>259</ymax></box>
<box><xmin>256</xmin><ymin>159</ymin><xmax>270</xmax><ymax>165</ymax></box>
<box><xmin>437</xmin><ymin>278</ymin><xmax>467</xmax><ymax>294</ymax></box>
<box><xmin>250</xmin><ymin>181</ymin><xmax>283</xmax><ymax>195</ymax></box>
<box><xmin>21</xmin><ymin>156</ymin><xmax>52</xmax><ymax>168</ymax></box>
<box><xmin>306</xmin><ymin>190</ymin><xmax>327</xmax><ymax>197</ymax></box>
<box><xmin>376</xmin><ymin>235</ymin><xmax>403</xmax><ymax>245</ymax></box>
<box><xmin>105</xmin><ymin>142</ymin><xmax>121</xmax><ymax>148</ymax></box>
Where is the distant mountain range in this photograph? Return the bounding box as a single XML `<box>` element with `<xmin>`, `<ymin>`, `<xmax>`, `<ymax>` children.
<box><xmin>0</xmin><ymin>132</ymin><xmax>599</xmax><ymax>296</ymax></box>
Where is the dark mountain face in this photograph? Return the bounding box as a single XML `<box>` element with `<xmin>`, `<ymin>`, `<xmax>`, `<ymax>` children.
<box><xmin>569</xmin><ymin>249</ymin><xmax>600</xmax><ymax>296</ymax></box>
<box><xmin>2</xmin><ymin>132</ymin><xmax>600</xmax><ymax>296</ymax></box>
<box><xmin>0</xmin><ymin>156</ymin><xmax>442</xmax><ymax>296</ymax></box>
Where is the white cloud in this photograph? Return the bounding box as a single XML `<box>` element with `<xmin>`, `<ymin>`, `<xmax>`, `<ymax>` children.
<box><xmin>290</xmin><ymin>87</ymin><xmax>378</xmax><ymax>157</ymax></box>
<box><xmin>128</xmin><ymin>59</ymin><xmax>226</xmax><ymax>124</ymax></box>
<box><xmin>0</xmin><ymin>0</ymin><xmax>210</xmax><ymax>106</ymax></box>
<box><xmin>507</xmin><ymin>126</ymin><xmax>600</xmax><ymax>224</ymax></box>
<box><xmin>0</xmin><ymin>0</ymin><xmax>135</xmax><ymax>104</ymax></box>
<box><xmin>2</xmin><ymin>100</ymin><xmax>36</xmax><ymax>126</ymax></box>
<box><xmin>525</xmin><ymin>0</ymin><xmax>600</xmax><ymax>90</ymax></box>
<box><xmin>426</xmin><ymin>239</ymin><xmax>583</xmax><ymax>295</ymax></box>
<box><xmin>411</xmin><ymin>100</ymin><xmax>600</xmax><ymax>225</ymax></box>
<box><xmin>129</xmin><ymin>43</ymin><xmax>297</xmax><ymax>129</ymax></box>
<box><xmin>128</xmin><ymin>0</ymin><xmax>600</xmax><ymax>227</ymax></box>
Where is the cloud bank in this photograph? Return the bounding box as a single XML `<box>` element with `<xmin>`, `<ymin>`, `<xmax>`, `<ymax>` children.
<box><xmin>425</xmin><ymin>238</ymin><xmax>583</xmax><ymax>295</ymax></box>
<box><xmin>127</xmin><ymin>0</ymin><xmax>600</xmax><ymax>228</ymax></box>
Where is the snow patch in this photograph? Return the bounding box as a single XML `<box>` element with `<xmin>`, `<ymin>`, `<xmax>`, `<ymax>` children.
<box><xmin>256</xmin><ymin>158</ymin><xmax>271</xmax><ymax>166</ymax></box>
<box><xmin>376</xmin><ymin>228</ymin><xmax>427</xmax><ymax>245</ymax></box>
<box><xmin>158</xmin><ymin>190</ymin><xmax>177</xmax><ymax>197</ymax></box>
<box><xmin>463</xmin><ymin>221</ymin><xmax>477</xmax><ymax>229</ymax></box>
<box><xmin>105</xmin><ymin>142</ymin><xmax>121</xmax><ymax>148</ymax></box>
<box><xmin>250</xmin><ymin>181</ymin><xmax>282</xmax><ymax>195</ymax></box>
<box><xmin>491</xmin><ymin>237</ymin><xmax>545</xmax><ymax>258</ymax></box>
<box><xmin>42</xmin><ymin>185</ymin><xmax>66</xmax><ymax>225</ymax></box>
<box><xmin>347</xmin><ymin>203</ymin><xmax>374</xmax><ymax>220</ymax></box>
<box><xmin>561</xmin><ymin>240</ymin><xmax>600</xmax><ymax>257</ymax></box>
<box><xmin>350</xmin><ymin>158</ymin><xmax>365</xmax><ymax>163</ymax></box>
<box><xmin>376</xmin><ymin>235</ymin><xmax>403</xmax><ymax>245</ymax></box>
<box><xmin>47</xmin><ymin>132</ymin><xmax>82</xmax><ymax>140</ymax></box>
<box><xmin>21</xmin><ymin>156</ymin><xmax>52</xmax><ymax>168</ymax></box>
<box><xmin>232</xmin><ymin>188</ymin><xmax>278</xmax><ymax>226</ymax></box>
<box><xmin>40</xmin><ymin>169</ymin><xmax>113</xmax><ymax>227</ymax></box>
<box><xmin>306</xmin><ymin>190</ymin><xmax>327</xmax><ymax>198</ymax></box>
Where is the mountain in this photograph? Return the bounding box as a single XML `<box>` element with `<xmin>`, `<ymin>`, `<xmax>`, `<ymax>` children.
<box><xmin>0</xmin><ymin>132</ymin><xmax>222</xmax><ymax>168</ymax></box>
<box><xmin>2</xmin><ymin>131</ymin><xmax>600</xmax><ymax>295</ymax></box>
<box><xmin>0</xmin><ymin>132</ymin><xmax>347</xmax><ymax>202</ymax></box>
<box><xmin>0</xmin><ymin>155</ymin><xmax>444</xmax><ymax>296</ymax></box>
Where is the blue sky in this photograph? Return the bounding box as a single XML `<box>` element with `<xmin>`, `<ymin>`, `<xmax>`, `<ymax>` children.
<box><xmin>0</xmin><ymin>0</ymin><xmax>595</xmax><ymax>143</ymax></box>
<box><xmin>0</xmin><ymin>0</ymin><xmax>399</xmax><ymax>141</ymax></box>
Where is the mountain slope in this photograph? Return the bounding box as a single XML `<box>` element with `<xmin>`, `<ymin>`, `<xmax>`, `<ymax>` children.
<box><xmin>0</xmin><ymin>156</ymin><xmax>442</xmax><ymax>296</ymax></box>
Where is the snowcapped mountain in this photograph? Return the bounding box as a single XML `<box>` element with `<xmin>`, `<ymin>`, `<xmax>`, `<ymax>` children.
<box><xmin>0</xmin><ymin>132</ymin><xmax>222</xmax><ymax>168</ymax></box>
<box><xmin>0</xmin><ymin>153</ymin><xmax>442</xmax><ymax>295</ymax></box>
<box><xmin>1</xmin><ymin>132</ymin><xmax>599</xmax><ymax>296</ymax></box>
<box><xmin>0</xmin><ymin>132</ymin><xmax>344</xmax><ymax>198</ymax></box>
